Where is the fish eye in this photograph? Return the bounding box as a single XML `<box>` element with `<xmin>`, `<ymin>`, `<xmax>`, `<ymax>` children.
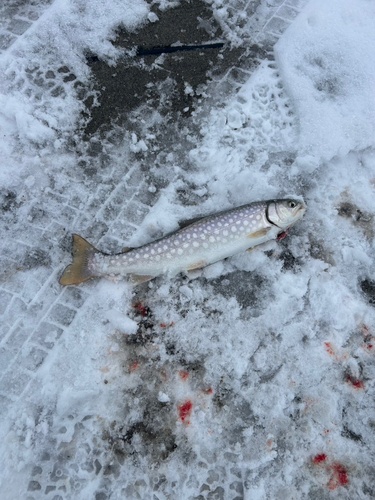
<box><xmin>288</xmin><ymin>201</ymin><xmax>297</xmax><ymax>208</ymax></box>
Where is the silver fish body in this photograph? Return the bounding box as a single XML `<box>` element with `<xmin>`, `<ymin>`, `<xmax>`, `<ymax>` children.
<box><xmin>60</xmin><ymin>199</ymin><xmax>306</xmax><ymax>286</ymax></box>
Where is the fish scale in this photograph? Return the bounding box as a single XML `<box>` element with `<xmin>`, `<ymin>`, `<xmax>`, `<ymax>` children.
<box><xmin>60</xmin><ymin>198</ymin><xmax>306</xmax><ymax>286</ymax></box>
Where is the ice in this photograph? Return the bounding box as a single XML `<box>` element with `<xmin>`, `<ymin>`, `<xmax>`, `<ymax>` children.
<box><xmin>0</xmin><ymin>0</ymin><xmax>375</xmax><ymax>498</ymax></box>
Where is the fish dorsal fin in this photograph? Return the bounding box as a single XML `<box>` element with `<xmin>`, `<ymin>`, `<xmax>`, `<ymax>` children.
<box><xmin>178</xmin><ymin>216</ymin><xmax>205</xmax><ymax>229</ymax></box>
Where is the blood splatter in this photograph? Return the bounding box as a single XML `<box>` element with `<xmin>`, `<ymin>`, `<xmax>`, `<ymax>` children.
<box><xmin>178</xmin><ymin>400</ymin><xmax>193</xmax><ymax>423</ymax></box>
<box><xmin>328</xmin><ymin>463</ymin><xmax>349</xmax><ymax>489</ymax></box>
<box><xmin>346</xmin><ymin>374</ymin><xmax>365</xmax><ymax>389</ymax></box>
<box><xmin>333</xmin><ymin>464</ymin><xmax>349</xmax><ymax>486</ymax></box>
<box><xmin>324</xmin><ymin>342</ymin><xmax>335</xmax><ymax>357</ymax></box>
<box><xmin>277</xmin><ymin>229</ymin><xmax>290</xmax><ymax>241</ymax></box>
<box><xmin>160</xmin><ymin>321</ymin><xmax>175</xmax><ymax>328</ymax></box>
<box><xmin>313</xmin><ymin>454</ymin><xmax>327</xmax><ymax>464</ymax></box>
<box><xmin>129</xmin><ymin>361</ymin><xmax>140</xmax><ymax>372</ymax></box>
<box><xmin>202</xmin><ymin>387</ymin><xmax>213</xmax><ymax>395</ymax></box>
<box><xmin>133</xmin><ymin>301</ymin><xmax>150</xmax><ymax>317</ymax></box>
<box><xmin>179</xmin><ymin>370</ymin><xmax>190</xmax><ymax>381</ymax></box>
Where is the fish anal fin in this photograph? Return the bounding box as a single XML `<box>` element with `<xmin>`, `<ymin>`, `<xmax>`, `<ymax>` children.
<box><xmin>187</xmin><ymin>260</ymin><xmax>206</xmax><ymax>271</ymax></box>
<box><xmin>60</xmin><ymin>234</ymin><xmax>99</xmax><ymax>286</ymax></box>
<box><xmin>129</xmin><ymin>274</ymin><xmax>155</xmax><ymax>286</ymax></box>
<box><xmin>247</xmin><ymin>227</ymin><xmax>271</xmax><ymax>239</ymax></box>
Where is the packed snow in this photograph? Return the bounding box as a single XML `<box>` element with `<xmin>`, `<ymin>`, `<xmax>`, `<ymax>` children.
<box><xmin>0</xmin><ymin>0</ymin><xmax>375</xmax><ymax>499</ymax></box>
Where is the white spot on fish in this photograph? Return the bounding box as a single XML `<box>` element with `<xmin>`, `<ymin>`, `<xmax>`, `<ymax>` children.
<box><xmin>223</xmin><ymin>230</ymin><xmax>228</xmax><ymax>236</ymax></box>
<box><xmin>144</xmin><ymin>254</ymin><xmax>149</xmax><ymax>258</ymax></box>
<box><xmin>256</xmin><ymin>215</ymin><xmax>261</xmax><ymax>220</ymax></box>
<box><xmin>163</xmin><ymin>245</ymin><xmax>168</xmax><ymax>250</ymax></box>
<box><xmin>167</xmin><ymin>253</ymin><xmax>171</xmax><ymax>259</ymax></box>
<box><xmin>244</xmin><ymin>220</ymin><xmax>249</xmax><ymax>226</ymax></box>
<box><xmin>189</xmin><ymin>248</ymin><xmax>193</xmax><ymax>254</ymax></box>
<box><xmin>209</xmin><ymin>236</ymin><xmax>215</xmax><ymax>242</ymax></box>
<box><xmin>193</xmin><ymin>233</ymin><xmax>197</xmax><ymax>238</ymax></box>
<box><xmin>231</xmin><ymin>226</ymin><xmax>237</xmax><ymax>232</ymax></box>
<box><xmin>193</xmin><ymin>241</ymin><xmax>199</xmax><ymax>247</ymax></box>
<box><xmin>183</xmin><ymin>243</ymin><xmax>189</xmax><ymax>249</ymax></box>
<box><xmin>203</xmin><ymin>242</ymin><xmax>208</xmax><ymax>248</ymax></box>
<box><xmin>178</xmin><ymin>248</ymin><xmax>183</xmax><ymax>255</ymax></box>
<box><xmin>200</xmin><ymin>234</ymin><xmax>206</xmax><ymax>240</ymax></box>
<box><xmin>151</xmin><ymin>249</ymin><xmax>155</xmax><ymax>254</ymax></box>
<box><xmin>156</xmin><ymin>255</ymin><xmax>161</xmax><ymax>261</ymax></box>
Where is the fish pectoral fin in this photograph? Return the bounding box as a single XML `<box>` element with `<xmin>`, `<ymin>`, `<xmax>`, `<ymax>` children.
<box><xmin>129</xmin><ymin>274</ymin><xmax>155</xmax><ymax>286</ymax></box>
<box><xmin>247</xmin><ymin>227</ymin><xmax>271</xmax><ymax>239</ymax></box>
<box><xmin>121</xmin><ymin>247</ymin><xmax>134</xmax><ymax>253</ymax></box>
<box><xmin>187</xmin><ymin>260</ymin><xmax>206</xmax><ymax>271</ymax></box>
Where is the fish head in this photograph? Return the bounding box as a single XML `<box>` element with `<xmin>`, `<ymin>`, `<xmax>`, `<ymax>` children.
<box><xmin>267</xmin><ymin>199</ymin><xmax>306</xmax><ymax>229</ymax></box>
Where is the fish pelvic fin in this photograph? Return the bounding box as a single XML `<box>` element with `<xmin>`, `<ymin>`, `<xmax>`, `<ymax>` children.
<box><xmin>60</xmin><ymin>234</ymin><xmax>100</xmax><ymax>286</ymax></box>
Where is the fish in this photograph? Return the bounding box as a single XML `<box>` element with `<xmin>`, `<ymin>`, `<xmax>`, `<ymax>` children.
<box><xmin>59</xmin><ymin>198</ymin><xmax>306</xmax><ymax>286</ymax></box>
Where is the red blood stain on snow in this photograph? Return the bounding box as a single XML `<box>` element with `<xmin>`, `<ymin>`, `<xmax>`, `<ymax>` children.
<box><xmin>133</xmin><ymin>301</ymin><xmax>149</xmax><ymax>317</ymax></box>
<box><xmin>324</xmin><ymin>342</ymin><xmax>347</xmax><ymax>361</ymax></box>
<box><xmin>129</xmin><ymin>361</ymin><xmax>140</xmax><ymax>372</ymax></box>
<box><xmin>179</xmin><ymin>370</ymin><xmax>190</xmax><ymax>381</ymax></box>
<box><xmin>328</xmin><ymin>464</ymin><xmax>349</xmax><ymax>490</ymax></box>
<box><xmin>277</xmin><ymin>229</ymin><xmax>289</xmax><ymax>241</ymax></box>
<box><xmin>178</xmin><ymin>400</ymin><xmax>193</xmax><ymax>423</ymax></box>
<box><xmin>324</xmin><ymin>342</ymin><xmax>336</xmax><ymax>357</ymax></box>
<box><xmin>160</xmin><ymin>321</ymin><xmax>175</xmax><ymax>328</ymax></box>
<box><xmin>313</xmin><ymin>454</ymin><xmax>327</xmax><ymax>464</ymax></box>
<box><xmin>202</xmin><ymin>387</ymin><xmax>213</xmax><ymax>395</ymax></box>
<box><xmin>346</xmin><ymin>374</ymin><xmax>365</xmax><ymax>389</ymax></box>
<box><xmin>311</xmin><ymin>454</ymin><xmax>349</xmax><ymax>489</ymax></box>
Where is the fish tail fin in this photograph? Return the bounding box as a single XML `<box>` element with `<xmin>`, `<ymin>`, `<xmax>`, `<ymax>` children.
<box><xmin>60</xmin><ymin>234</ymin><xmax>99</xmax><ymax>286</ymax></box>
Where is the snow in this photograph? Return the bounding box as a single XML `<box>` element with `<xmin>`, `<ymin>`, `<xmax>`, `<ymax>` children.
<box><xmin>1</xmin><ymin>0</ymin><xmax>375</xmax><ymax>499</ymax></box>
<box><xmin>276</xmin><ymin>0</ymin><xmax>375</xmax><ymax>162</ymax></box>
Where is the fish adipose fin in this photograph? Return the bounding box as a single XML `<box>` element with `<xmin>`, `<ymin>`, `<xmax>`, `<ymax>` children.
<box><xmin>60</xmin><ymin>234</ymin><xmax>99</xmax><ymax>286</ymax></box>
